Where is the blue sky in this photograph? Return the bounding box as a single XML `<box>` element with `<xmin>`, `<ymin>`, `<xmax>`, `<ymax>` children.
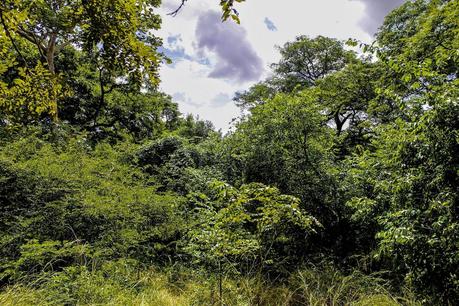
<box><xmin>157</xmin><ymin>0</ymin><xmax>404</xmax><ymax>132</ymax></box>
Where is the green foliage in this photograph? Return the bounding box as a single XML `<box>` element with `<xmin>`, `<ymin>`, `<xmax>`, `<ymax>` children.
<box><xmin>185</xmin><ymin>181</ymin><xmax>319</xmax><ymax>276</ymax></box>
<box><xmin>5</xmin><ymin>67</ymin><xmax>63</xmax><ymax>119</ymax></box>
<box><xmin>176</xmin><ymin>114</ymin><xmax>217</xmax><ymax>143</ymax></box>
<box><xmin>1</xmin><ymin>0</ymin><xmax>163</xmax><ymax>81</ymax></box>
<box><xmin>224</xmin><ymin>91</ymin><xmax>337</xmax><ymax>231</ymax></box>
<box><xmin>55</xmin><ymin>43</ymin><xmax>180</xmax><ymax>141</ymax></box>
<box><xmin>376</xmin><ymin>104</ymin><xmax>457</xmax><ymax>302</ymax></box>
<box><xmin>0</xmin><ymin>60</ymin><xmax>63</xmax><ymax>123</ymax></box>
<box><xmin>316</xmin><ymin>61</ymin><xmax>378</xmax><ymax>138</ymax></box>
<box><xmin>233</xmin><ymin>35</ymin><xmax>357</xmax><ymax>111</ymax></box>
<box><xmin>340</xmin><ymin>1</ymin><xmax>459</xmax><ymax>302</ymax></box>
<box><xmin>220</xmin><ymin>0</ymin><xmax>245</xmax><ymax>23</ymax></box>
<box><xmin>271</xmin><ymin>35</ymin><xmax>356</xmax><ymax>92</ymax></box>
<box><xmin>344</xmin><ymin>105</ymin><xmax>459</xmax><ymax>302</ymax></box>
<box><xmin>136</xmin><ymin>129</ymin><xmax>223</xmax><ymax>195</ymax></box>
<box><xmin>0</xmin><ymin>134</ymin><xmax>185</xmax><ymax>282</ymax></box>
<box><xmin>0</xmin><ymin>0</ymin><xmax>457</xmax><ymax>303</ymax></box>
<box><xmin>233</xmin><ymin>81</ymin><xmax>277</xmax><ymax>110</ymax></box>
<box><xmin>376</xmin><ymin>0</ymin><xmax>459</xmax><ymax>107</ymax></box>
<box><xmin>0</xmin><ymin>0</ymin><xmax>166</xmax><ymax>123</ymax></box>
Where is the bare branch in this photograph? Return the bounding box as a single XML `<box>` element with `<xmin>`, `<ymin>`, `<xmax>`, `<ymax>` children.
<box><xmin>167</xmin><ymin>0</ymin><xmax>187</xmax><ymax>17</ymax></box>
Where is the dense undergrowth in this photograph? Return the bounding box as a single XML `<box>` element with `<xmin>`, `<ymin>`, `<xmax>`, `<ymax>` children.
<box><xmin>0</xmin><ymin>123</ymin><xmax>435</xmax><ymax>306</ymax></box>
<box><xmin>0</xmin><ymin>260</ymin><xmax>420</xmax><ymax>306</ymax></box>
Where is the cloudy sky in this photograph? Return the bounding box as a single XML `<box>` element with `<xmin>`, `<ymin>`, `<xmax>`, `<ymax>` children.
<box><xmin>157</xmin><ymin>0</ymin><xmax>405</xmax><ymax>132</ymax></box>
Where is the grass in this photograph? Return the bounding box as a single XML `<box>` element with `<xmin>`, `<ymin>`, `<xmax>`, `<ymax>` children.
<box><xmin>0</xmin><ymin>263</ymin><xmax>420</xmax><ymax>306</ymax></box>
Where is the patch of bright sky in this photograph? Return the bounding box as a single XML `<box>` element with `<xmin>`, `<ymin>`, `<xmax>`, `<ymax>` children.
<box><xmin>157</xmin><ymin>0</ymin><xmax>379</xmax><ymax>133</ymax></box>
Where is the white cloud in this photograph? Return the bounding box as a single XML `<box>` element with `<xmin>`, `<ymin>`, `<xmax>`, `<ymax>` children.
<box><xmin>159</xmin><ymin>58</ymin><xmax>245</xmax><ymax>131</ymax></box>
<box><xmin>156</xmin><ymin>0</ymin><xmax>387</xmax><ymax>132</ymax></box>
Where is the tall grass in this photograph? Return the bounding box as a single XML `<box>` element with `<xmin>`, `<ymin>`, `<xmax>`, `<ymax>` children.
<box><xmin>0</xmin><ymin>263</ymin><xmax>420</xmax><ymax>306</ymax></box>
<box><xmin>289</xmin><ymin>265</ymin><xmax>420</xmax><ymax>306</ymax></box>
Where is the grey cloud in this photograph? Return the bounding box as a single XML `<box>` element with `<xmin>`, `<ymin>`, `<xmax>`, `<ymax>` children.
<box><xmin>355</xmin><ymin>0</ymin><xmax>405</xmax><ymax>35</ymax></box>
<box><xmin>195</xmin><ymin>10</ymin><xmax>264</xmax><ymax>83</ymax></box>
<box><xmin>264</xmin><ymin>17</ymin><xmax>278</xmax><ymax>32</ymax></box>
<box><xmin>172</xmin><ymin>92</ymin><xmax>203</xmax><ymax>108</ymax></box>
<box><xmin>160</xmin><ymin>34</ymin><xmax>194</xmax><ymax>66</ymax></box>
<box><xmin>172</xmin><ymin>92</ymin><xmax>186</xmax><ymax>102</ymax></box>
<box><xmin>210</xmin><ymin>93</ymin><xmax>232</xmax><ymax>108</ymax></box>
<box><xmin>167</xmin><ymin>34</ymin><xmax>180</xmax><ymax>45</ymax></box>
<box><xmin>159</xmin><ymin>46</ymin><xmax>192</xmax><ymax>65</ymax></box>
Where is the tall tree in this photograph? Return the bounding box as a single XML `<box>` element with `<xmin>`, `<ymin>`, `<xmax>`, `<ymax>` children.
<box><xmin>344</xmin><ymin>0</ymin><xmax>459</xmax><ymax>302</ymax></box>
<box><xmin>1</xmin><ymin>0</ymin><xmax>163</xmax><ymax>78</ymax></box>
<box><xmin>0</xmin><ymin>0</ymin><xmax>164</xmax><ymax>121</ymax></box>
<box><xmin>224</xmin><ymin>90</ymin><xmax>339</xmax><ymax>248</ymax></box>
<box><xmin>271</xmin><ymin>35</ymin><xmax>356</xmax><ymax>92</ymax></box>
<box><xmin>234</xmin><ymin>36</ymin><xmax>357</xmax><ymax>109</ymax></box>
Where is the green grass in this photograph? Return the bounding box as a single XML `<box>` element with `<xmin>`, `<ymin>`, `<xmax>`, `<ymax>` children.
<box><xmin>0</xmin><ymin>264</ymin><xmax>420</xmax><ymax>306</ymax></box>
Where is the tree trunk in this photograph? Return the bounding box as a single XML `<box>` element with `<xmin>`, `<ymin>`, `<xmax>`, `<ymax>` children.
<box><xmin>47</xmin><ymin>33</ymin><xmax>57</xmax><ymax>75</ymax></box>
<box><xmin>219</xmin><ymin>260</ymin><xmax>223</xmax><ymax>306</ymax></box>
<box><xmin>47</xmin><ymin>33</ymin><xmax>59</xmax><ymax>120</ymax></box>
<box><xmin>335</xmin><ymin>112</ymin><xmax>344</xmax><ymax>136</ymax></box>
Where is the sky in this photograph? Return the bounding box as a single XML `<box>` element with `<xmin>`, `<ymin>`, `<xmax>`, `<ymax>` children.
<box><xmin>157</xmin><ymin>0</ymin><xmax>405</xmax><ymax>132</ymax></box>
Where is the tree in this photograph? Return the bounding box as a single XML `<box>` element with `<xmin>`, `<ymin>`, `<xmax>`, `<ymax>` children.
<box><xmin>0</xmin><ymin>4</ymin><xmax>65</xmax><ymax>123</ymax></box>
<box><xmin>271</xmin><ymin>35</ymin><xmax>356</xmax><ymax>92</ymax></box>
<box><xmin>345</xmin><ymin>101</ymin><xmax>459</xmax><ymax>303</ymax></box>
<box><xmin>1</xmin><ymin>0</ymin><xmax>163</xmax><ymax>77</ymax></box>
<box><xmin>0</xmin><ymin>0</ymin><xmax>165</xmax><ymax>121</ymax></box>
<box><xmin>343</xmin><ymin>0</ymin><xmax>459</xmax><ymax>302</ymax></box>
<box><xmin>222</xmin><ymin>90</ymin><xmax>346</xmax><ymax>254</ymax></box>
<box><xmin>185</xmin><ymin>181</ymin><xmax>318</xmax><ymax>276</ymax></box>
<box><xmin>315</xmin><ymin>61</ymin><xmax>383</xmax><ymax>157</ymax></box>
<box><xmin>233</xmin><ymin>80</ymin><xmax>277</xmax><ymax>110</ymax></box>
<box><xmin>0</xmin><ymin>62</ymin><xmax>65</xmax><ymax>125</ymax></box>
<box><xmin>169</xmin><ymin>0</ymin><xmax>245</xmax><ymax>23</ymax></box>
<box><xmin>234</xmin><ymin>36</ymin><xmax>357</xmax><ymax>109</ymax></box>
<box><xmin>375</xmin><ymin>0</ymin><xmax>458</xmax><ymax>108</ymax></box>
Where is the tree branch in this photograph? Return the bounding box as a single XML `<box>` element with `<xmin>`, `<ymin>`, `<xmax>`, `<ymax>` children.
<box><xmin>0</xmin><ymin>9</ymin><xmax>28</xmax><ymax>67</ymax></box>
<box><xmin>17</xmin><ymin>26</ymin><xmax>47</xmax><ymax>51</ymax></box>
<box><xmin>55</xmin><ymin>40</ymin><xmax>73</xmax><ymax>54</ymax></box>
<box><xmin>167</xmin><ymin>0</ymin><xmax>188</xmax><ymax>17</ymax></box>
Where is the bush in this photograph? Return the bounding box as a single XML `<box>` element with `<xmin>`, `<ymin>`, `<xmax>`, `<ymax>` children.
<box><xmin>0</xmin><ymin>135</ymin><xmax>186</xmax><ymax>282</ymax></box>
